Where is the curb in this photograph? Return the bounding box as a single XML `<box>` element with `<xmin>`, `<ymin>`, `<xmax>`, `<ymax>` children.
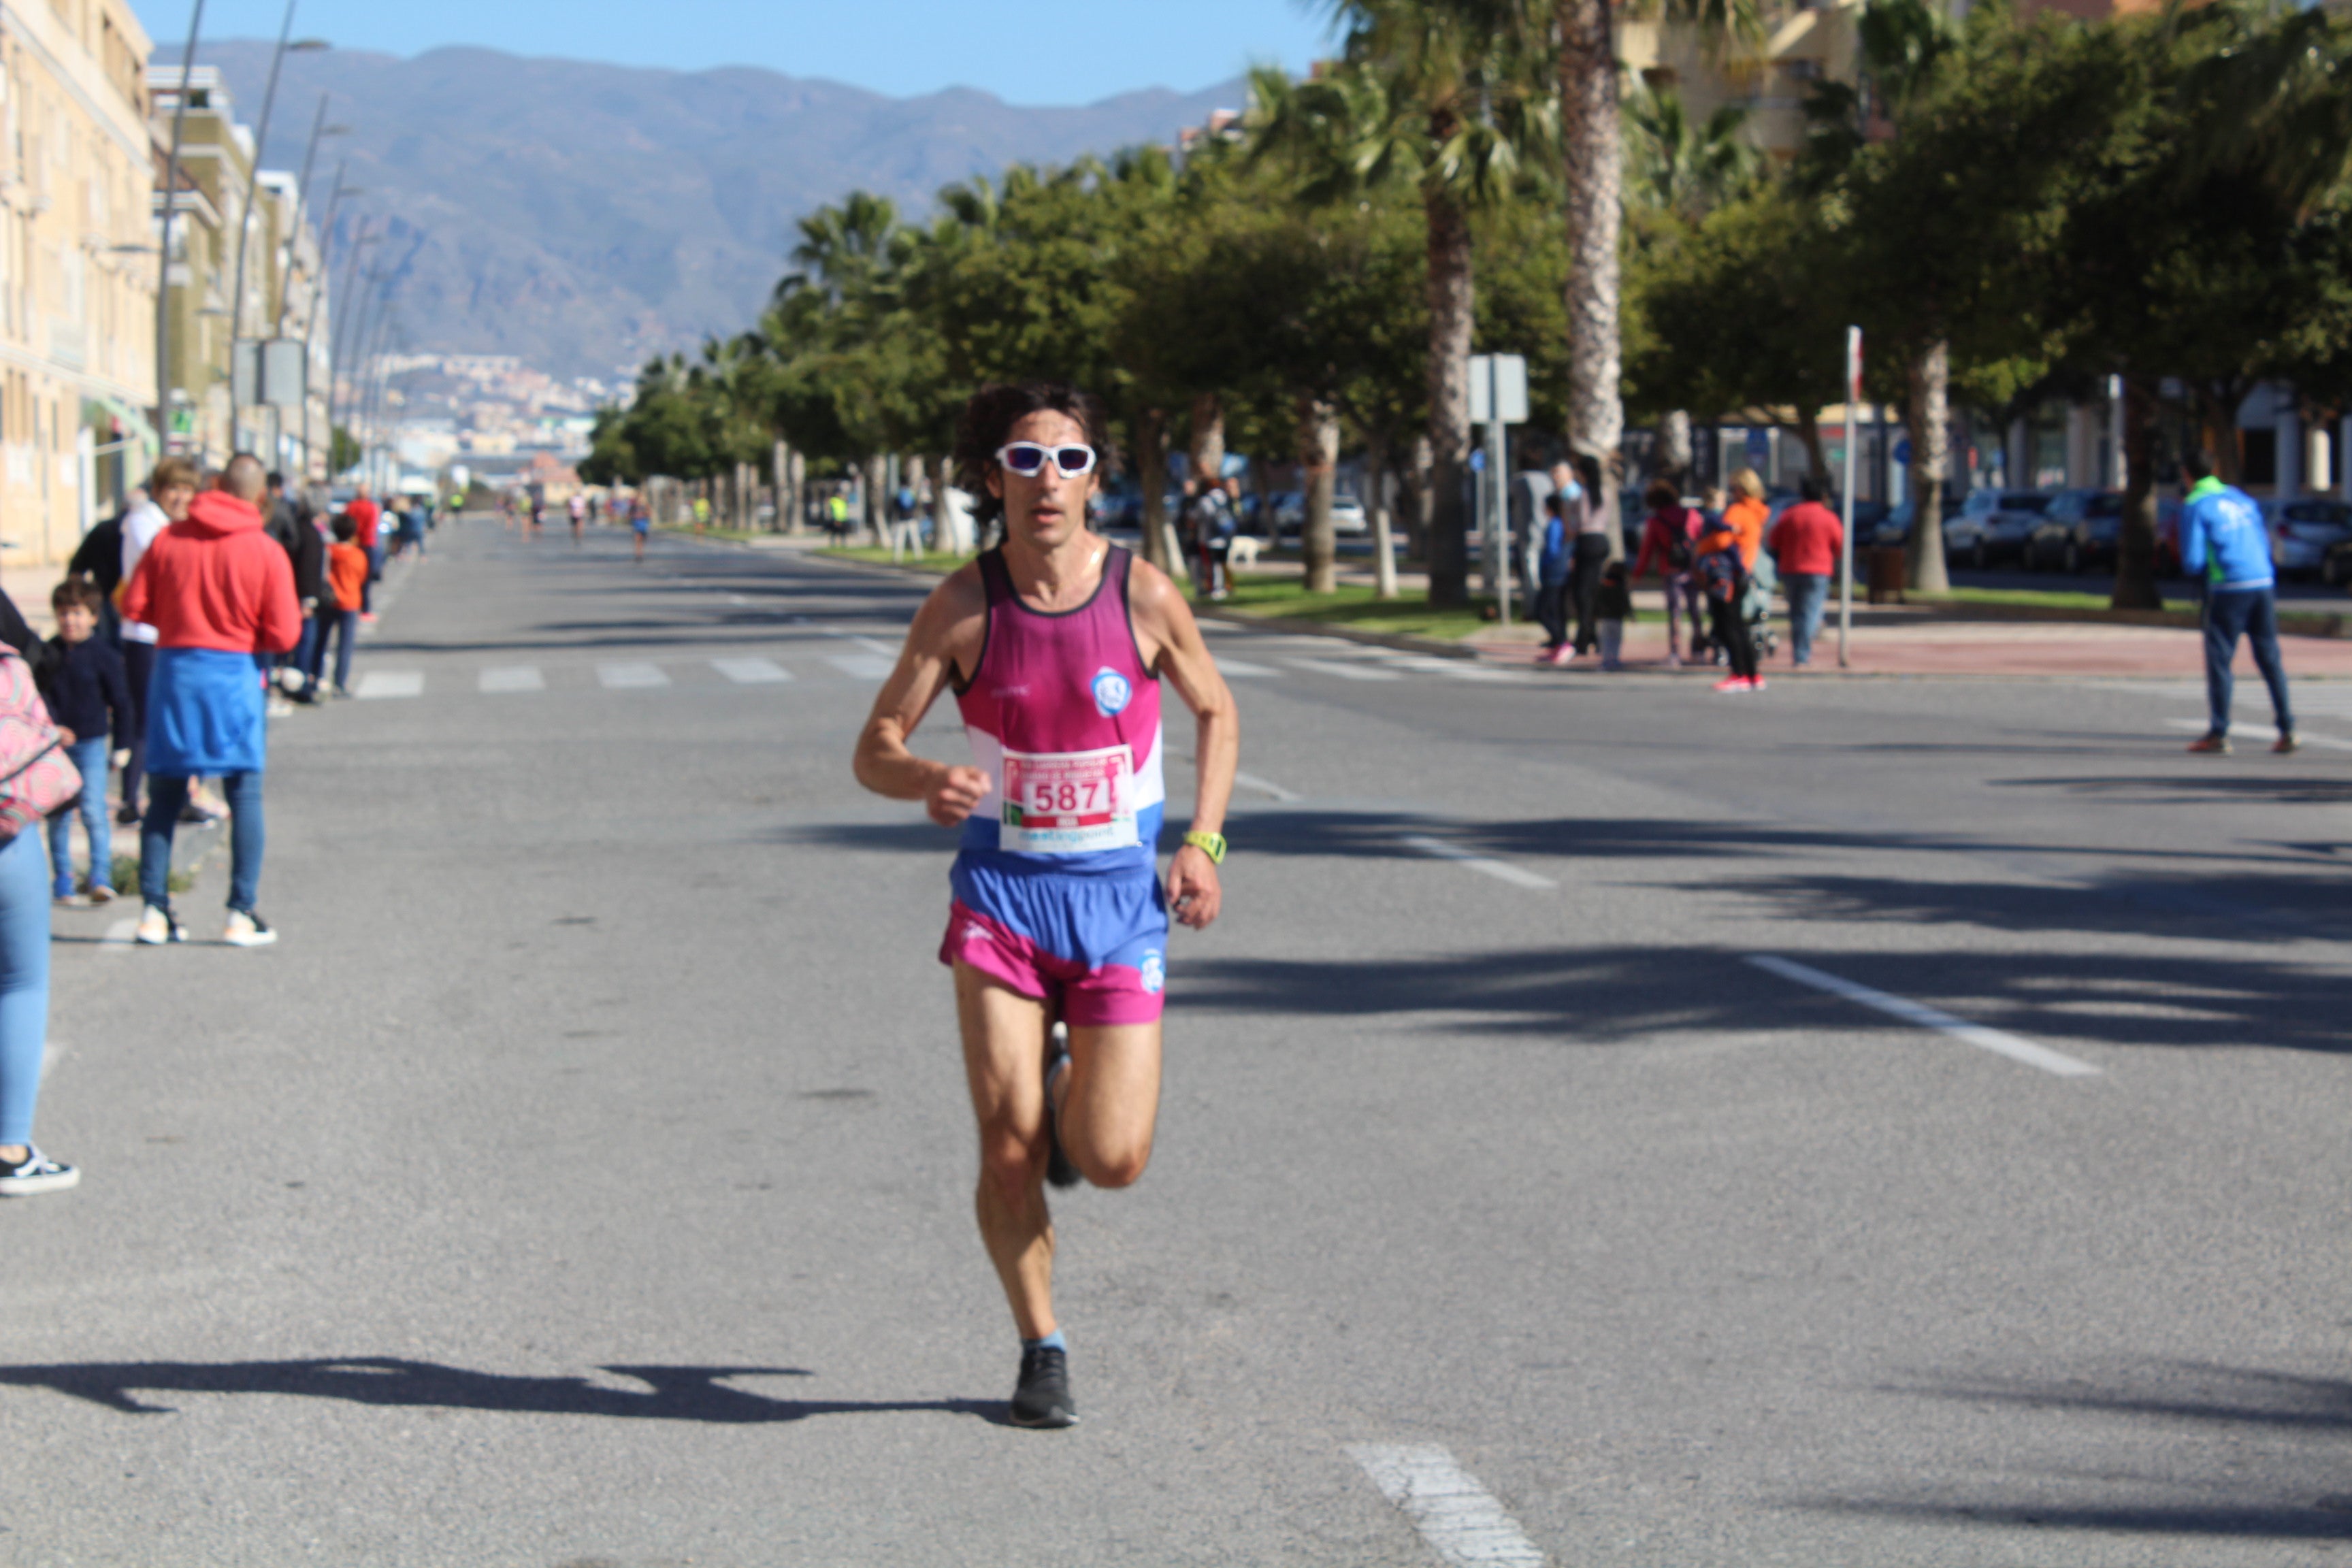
<box><xmin>1904</xmin><ymin>596</ymin><xmax>2352</xmax><ymax>640</ymax></box>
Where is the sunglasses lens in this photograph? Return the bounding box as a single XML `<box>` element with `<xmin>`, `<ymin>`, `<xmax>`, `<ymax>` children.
<box><xmin>1002</xmin><ymin>444</ymin><xmax>1047</xmax><ymax>475</ymax></box>
<box><xmin>1054</xmin><ymin>446</ymin><xmax>1094</xmax><ymax>475</ymax></box>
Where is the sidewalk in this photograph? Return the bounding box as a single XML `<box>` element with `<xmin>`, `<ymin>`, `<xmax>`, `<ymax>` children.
<box><xmin>1463</xmin><ymin>597</ymin><xmax>2352</xmax><ymax>679</ymax></box>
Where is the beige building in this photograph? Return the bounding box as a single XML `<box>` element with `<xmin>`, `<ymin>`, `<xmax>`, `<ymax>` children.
<box><xmin>1620</xmin><ymin>0</ymin><xmax>1867</xmax><ymax>163</ymax></box>
<box><xmin>0</xmin><ymin>0</ymin><xmax>160</xmax><ymax>569</ymax></box>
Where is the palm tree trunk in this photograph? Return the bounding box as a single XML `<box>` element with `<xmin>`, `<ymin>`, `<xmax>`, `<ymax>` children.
<box><xmin>1188</xmin><ymin>393</ymin><xmax>1225</xmax><ymax>483</ymax></box>
<box><xmin>1300</xmin><ymin>395</ymin><xmax>1341</xmax><ymax>593</ymax></box>
<box><xmin>1904</xmin><ymin>339</ymin><xmax>1951</xmax><ymax>593</ymax></box>
<box><xmin>863</xmin><ymin>453</ymin><xmax>888</xmax><ymax>546</ymax></box>
<box><xmin>1795</xmin><ymin>412</ymin><xmax>1829</xmax><ymax>480</ymax></box>
<box><xmin>2110</xmin><ymin>377</ymin><xmax>2163</xmax><ymax>610</ymax></box>
<box><xmin>1559</xmin><ymin>0</ymin><xmax>1625</xmax><ymax>493</ymax></box>
<box><xmin>1366</xmin><ymin>426</ymin><xmax>1399</xmax><ymax>600</ymax></box>
<box><xmin>1407</xmin><ymin>431</ymin><xmax>1433</xmax><ymax>563</ymax></box>
<box><xmin>1425</xmin><ymin>185</ymin><xmax>1475</xmax><ymax>606</ymax></box>
<box><xmin>1137</xmin><ymin>408</ymin><xmax>1173</xmax><ymax>572</ymax></box>
<box><xmin>1658</xmin><ymin>410</ymin><xmax>1693</xmax><ymax>483</ymax></box>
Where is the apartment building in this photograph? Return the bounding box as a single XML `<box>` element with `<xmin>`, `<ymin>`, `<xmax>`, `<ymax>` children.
<box><xmin>146</xmin><ymin>63</ymin><xmax>246</xmax><ymax>474</ymax></box>
<box><xmin>254</xmin><ymin>167</ymin><xmax>330</xmax><ymax>481</ymax></box>
<box><xmin>0</xmin><ymin>0</ymin><xmax>159</xmax><ymax>567</ymax></box>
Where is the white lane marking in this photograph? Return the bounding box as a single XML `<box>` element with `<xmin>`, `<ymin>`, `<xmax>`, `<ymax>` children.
<box><xmin>97</xmin><ymin>917</ymin><xmax>137</xmax><ymax>956</ymax></box>
<box><xmin>1401</xmin><ymin>834</ymin><xmax>1558</xmax><ymax>890</ymax></box>
<box><xmin>1381</xmin><ymin>654</ymin><xmax>1518</xmax><ymax>683</ymax></box>
<box><xmin>355</xmin><ymin>671</ymin><xmax>423</xmax><ymax>700</ymax></box>
<box><xmin>1347</xmin><ymin>1444</ymin><xmax>1549</xmax><ymax>1568</ymax></box>
<box><xmin>713</xmin><ymin>657</ymin><xmax>792</xmax><ymax>685</ymax></box>
<box><xmin>2161</xmin><ymin>717</ymin><xmax>2352</xmax><ymax>752</ymax></box>
<box><xmin>727</xmin><ymin>594</ymin><xmax>751</xmax><ymax>605</ymax></box>
<box><xmin>826</xmin><ymin>654</ymin><xmax>894</xmax><ymax>680</ymax></box>
<box><xmin>1215</xmin><ymin>659</ymin><xmax>1281</xmax><ymax>678</ymax></box>
<box><xmin>598</xmin><ymin>662</ymin><xmax>672</xmax><ymax>690</ymax></box>
<box><xmin>1746</xmin><ymin>955</ymin><xmax>2101</xmax><ymax>1077</ymax></box>
<box><xmin>478</xmin><ymin>666</ymin><xmax>544</xmax><ymax>693</ymax></box>
<box><xmin>1290</xmin><ymin>657</ymin><xmax>1404</xmax><ymax>683</ymax></box>
<box><xmin>1235</xmin><ymin>770</ymin><xmax>1301</xmax><ymax>802</ymax></box>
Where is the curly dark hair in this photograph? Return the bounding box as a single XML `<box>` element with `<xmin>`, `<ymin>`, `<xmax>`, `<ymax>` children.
<box><xmin>951</xmin><ymin>382</ymin><xmax>1117</xmax><ymax>527</ymax></box>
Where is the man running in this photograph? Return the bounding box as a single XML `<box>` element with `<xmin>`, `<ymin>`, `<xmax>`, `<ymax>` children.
<box><xmin>854</xmin><ymin>382</ymin><xmax>1239</xmax><ymax>1429</ymax></box>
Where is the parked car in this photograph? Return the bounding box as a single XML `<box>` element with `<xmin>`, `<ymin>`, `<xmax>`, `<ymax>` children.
<box><xmin>1274</xmin><ymin>491</ymin><xmax>1369</xmax><ymax>536</ymax></box>
<box><xmin>1875</xmin><ymin>484</ymin><xmax>1960</xmax><ymax>549</ymax></box>
<box><xmin>2021</xmin><ymin>489</ymin><xmax>2125</xmax><ymax>572</ymax></box>
<box><xmin>1944</xmin><ymin>489</ymin><xmax>2054</xmax><ymax>568</ymax></box>
<box><xmin>2322</xmin><ymin>532</ymin><xmax>2352</xmax><ymax>589</ymax></box>
<box><xmin>2264</xmin><ymin>496</ymin><xmax>2352</xmax><ymax>579</ymax></box>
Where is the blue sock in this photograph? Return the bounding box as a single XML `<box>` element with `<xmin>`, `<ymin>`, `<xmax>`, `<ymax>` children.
<box><xmin>1022</xmin><ymin>1329</ymin><xmax>1066</xmax><ymax>1354</ymax></box>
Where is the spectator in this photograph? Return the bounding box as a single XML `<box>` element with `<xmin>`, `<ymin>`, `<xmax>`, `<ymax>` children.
<box><xmin>116</xmin><ymin>457</ymin><xmax>198</xmax><ymax>828</ymax></box>
<box><xmin>0</xmin><ymin>636</ymin><xmax>76</xmax><ymax>1196</ymax></box>
<box><xmin>1633</xmin><ymin>478</ymin><xmax>1703</xmax><ymax>668</ymax></box>
<box><xmin>1567</xmin><ymin>452</ymin><xmax>1614</xmax><ymax>659</ymax></box>
<box><xmin>119</xmin><ymin>455</ymin><xmax>301</xmax><ymax>948</ymax></box>
<box><xmin>1185</xmin><ymin>478</ymin><xmax>1237</xmax><ymax>601</ymax></box>
<box><xmin>2180</xmin><ymin>450</ymin><xmax>2295</xmax><ymax>753</ymax></box>
<box><xmin>264</xmin><ymin>471</ymin><xmax>325</xmax><ymax>710</ymax></box>
<box><xmin>1595</xmin><ymin>560</ymin><xmax>1633</xmax><ymax>672</ymax></box>
<box><xmin>398</xmin><ymin>497</ymin><xmax>432</xmax><ymax>559</ymax></box>
<box><xmin>69</xmin><ymin>500</ymin><xmax>129</xmax><ymax>646</ymax></box>
<box><xmin>1695</xmin><ymin>516</ymin><xmax>1762</xmax><ymax>692</ymax></box>
<box><xmin>630</xmin><ymin>494</ymin><xmax>652</xmax><ymax>562</ymax></box>
<box><xmin>1722</xmin><ymin>468</ymin><xmax>1770</xmax><ymax>572</ymax></box>
<box><xmin>35</xmin><ymin>580</ymin><xmax>131</xmax><ymax>905</ymax></box>
<box><xmin>1766</xmin><ymin>474</ymin><xmax>1846</xmax><ymax>668</ymax></box>
<box><xmin>346</xmin><ymin>483</ymin><xmax>383</xmax><ymax>621</ymax></box>
<box><xmin>1535</xmin><ymin>489</ymin><xmax>1573</xmax><ymax>663</ymax></box>
<box><xmin>322</xmin><ymin>515</ymin><xmax>368</xmax><ymax>698</ymax></box>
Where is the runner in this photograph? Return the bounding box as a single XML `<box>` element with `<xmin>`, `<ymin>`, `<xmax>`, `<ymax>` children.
<box><xmin>853</xmin><ymin>382</ymin><xmax>1239</xmax><ymax>1430</ymax></box>
<box><xmin>630</xmin><ymin>494</ymin><xmax>651</xmax><ymax>563</ymax></box>
<box><xmin>568</xmin><ymin>493</ymin><xmax>587</xmax><ymax>546</ymax></box>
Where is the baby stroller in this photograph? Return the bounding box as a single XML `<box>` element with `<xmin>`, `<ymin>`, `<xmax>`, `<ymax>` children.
<box><xmin>1742</xmin><ymin>551</ymin><xmax>1781</xmax><ymax>662</ymax></box>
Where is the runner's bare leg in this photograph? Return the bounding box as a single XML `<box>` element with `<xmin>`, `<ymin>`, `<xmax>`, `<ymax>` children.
<box><xmin>956</xmin><ymin>963</ymin><xmax>1057</xmax><ymax>1339</ymax></box>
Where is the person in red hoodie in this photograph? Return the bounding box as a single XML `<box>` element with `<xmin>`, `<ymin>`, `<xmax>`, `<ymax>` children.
<box><xmin>118</xmin><ymin>455</ymin><xmax>302</xmax><ymax>948</ymax></box>
<box><xmin>1764</xmin><ymin>474</ymin><xmax>1846</xmax><ymax>668</ymax></box>
<box><xmin>346</xmin><ymin>483</ymin><xmax>382</xmax><ymax>621</ymax></box>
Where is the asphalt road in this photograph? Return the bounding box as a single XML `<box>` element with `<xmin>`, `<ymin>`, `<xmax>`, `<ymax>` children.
<box><xmin>5</xmin><ymin>518</ymin><xmax>2347</xmax><ymax>1567</ymax></box>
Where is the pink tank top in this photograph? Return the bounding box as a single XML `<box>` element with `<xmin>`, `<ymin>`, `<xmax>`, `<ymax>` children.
<box><xmin>953</xmin><ymin>545</ymin><xmax>1165</xmax><ymax>870</ymax></box>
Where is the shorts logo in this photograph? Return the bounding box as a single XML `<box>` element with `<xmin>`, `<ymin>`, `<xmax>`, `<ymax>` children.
<box><xmin>961</xmin><ymin>923</ymin><xmax>990</xmax><ymax>946</ymax></box>
<box><xmin>1090</xmin><ymin>668</ymin><xmax>1132</xmax><ymax>717</ymax></box>
<box><xmin>1139</xmin><ymin>951</ymin><xmax>1164</xmax><ymax>994</ymax></box>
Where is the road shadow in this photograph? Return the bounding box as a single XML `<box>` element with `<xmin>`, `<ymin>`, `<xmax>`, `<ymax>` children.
<box><xmin>1179</xmin><ymin>943</ymin><xmax>2352</xmax><ymax>1054</ymax></box>
<box><xmin>1801</xmin><ymin>1361</ymin><xmax>2352</xmax><ymax>1540</ymax></box>
<box><xmin>0</xmin><ymin>1358</ymin><xmax>1009</xmax><ymax>1426</ymax></box>
<box><xmin>1996</xmin><ymin>772</ymin><xmax>2352</xmax><ymax>808</ymax></box>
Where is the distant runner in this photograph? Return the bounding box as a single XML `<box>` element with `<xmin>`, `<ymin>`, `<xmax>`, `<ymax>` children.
<box><xmin>853</xmin><ymin>382</ymin><xmax>1239</xmax><ymax>1428</ymax></box>
<box><xmin>568</xmin><ymin>493</ymin><xmax>587</xmax><ymax>546</ymax></box>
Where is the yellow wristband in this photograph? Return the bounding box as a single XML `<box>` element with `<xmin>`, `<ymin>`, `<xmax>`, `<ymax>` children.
<box><xmin>1181</xmin><ymin>830</ymin><xmax>1227</xmax><ymax>865</ymax></box>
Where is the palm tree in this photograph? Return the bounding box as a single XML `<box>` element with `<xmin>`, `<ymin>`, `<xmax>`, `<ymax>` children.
<box><xmin>1253</xmin><ymin>1</ymin><xmax>1556</xmax><ymax>605</ymax></box>
<box><xmin>1558</xmin><ymin>0</ymin><xmax>1761</xmax><ymax>506</ymax></box>
<box><xmin>1624</xmin><ymin>87</ymin><xmax>1761</xmax><ymax>222</ymax></box>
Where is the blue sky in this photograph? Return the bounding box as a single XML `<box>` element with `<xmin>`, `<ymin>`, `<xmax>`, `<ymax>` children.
<box><xmin>157</xmin><ymin>1</ymin><xmax>1339</xmax><ymax>103</ymax></box>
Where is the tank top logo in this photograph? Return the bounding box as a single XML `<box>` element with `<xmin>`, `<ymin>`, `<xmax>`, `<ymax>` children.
<box><xmin>1090</xmin><ymin>667</ymin><xmax>1133</xmax><ymax>717</ymax></box>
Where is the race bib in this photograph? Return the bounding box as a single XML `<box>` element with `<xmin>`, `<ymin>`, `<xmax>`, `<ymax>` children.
<box><xmin>1000</xmin><ymin>743</ymin><xmax>1138</xmax><ymax>854</ymax></box>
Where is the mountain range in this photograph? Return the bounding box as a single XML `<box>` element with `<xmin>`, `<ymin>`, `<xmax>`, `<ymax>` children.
<box><xmin>197</xmin><ymin>42</ymin><xmax>1247</xmax><ymax>378</ymax></box>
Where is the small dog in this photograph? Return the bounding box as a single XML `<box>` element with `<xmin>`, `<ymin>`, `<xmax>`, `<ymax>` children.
<box><xmin>1226</xmin><ymin>535</ymin><xmax>1262</xmax><ymax>570</ymax></box>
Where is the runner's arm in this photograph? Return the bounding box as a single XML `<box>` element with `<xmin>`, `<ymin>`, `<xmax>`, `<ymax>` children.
<box><xmin>1130</xmin><ymin>561</ymin><xmax>1237</xmax><ymax>929</ymax></box>
<box><xmin>853</xmin><ymin>570</ymin><xmax>991</xmax><ymax>827</ymax></box>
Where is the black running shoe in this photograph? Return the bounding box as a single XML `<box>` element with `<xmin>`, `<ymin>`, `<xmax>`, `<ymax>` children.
<box><xmin>1043</xmin><ymin>1025</ymin><xmax>1079</xmax><ymax>1190</ymax></box>
<box><xmin>1009</xmin><ymin>1344</ymin><xmax>1077</xmax><ymax>1429</ymax></box>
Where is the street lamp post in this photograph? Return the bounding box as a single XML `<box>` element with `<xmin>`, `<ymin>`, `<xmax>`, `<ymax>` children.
<box><xmin>267</xmin><ymin>103</ymin><xmax>343</xmax><ymax>476</ymax></box>
<box><xmin>154</xmin><ymin>0</ymin><xmax>208</xmax><ymax>455</ymax></box>
<box><xmin>225</xmin><ymin>5</ymin><xmax>327</xmax><ymax>453</ymax></box>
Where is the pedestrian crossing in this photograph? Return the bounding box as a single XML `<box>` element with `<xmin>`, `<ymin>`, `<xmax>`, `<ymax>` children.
<box><xmin>331</xmin><ymin>641</ymin><xmax>1537</xmax><ymax>702</ymax></box>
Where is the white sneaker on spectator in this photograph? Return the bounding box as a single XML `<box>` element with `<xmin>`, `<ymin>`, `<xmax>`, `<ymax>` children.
<box><xmin>0</xmin><ymin>1146</ymin><xmax>78</xmax><ymax>1197</ymax></box>
<box><xmin>224</xmin><ymin>909</ymin><xmax>278</xmax><ymax>947</ymax></box>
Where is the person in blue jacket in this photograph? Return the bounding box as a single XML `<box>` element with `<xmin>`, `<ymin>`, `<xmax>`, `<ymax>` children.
<box><xmin>1535</xmin><ymin>485</ymin><xmax>1575</xmax><ymax>662</ymax></box>
<box><xmin>2178</xmin><ymin>449</ymin><xmax>2295</xmax><ymax>753</ymax></box>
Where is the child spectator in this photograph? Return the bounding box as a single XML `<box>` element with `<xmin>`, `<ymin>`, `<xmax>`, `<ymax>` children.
<box><xmin>35</xmin><ymin>580</ymin><xmax>132</xmax><ymax>904</ymax></box>
<box><xmin>1595</xmin><ymin>560</ymin><xmax>1633</xmax><ymax>672</ymax></box>
<box><xmin>323</xmin><ymin>514</ymin><xmax>368</xmax><ymax>698</ymax></box>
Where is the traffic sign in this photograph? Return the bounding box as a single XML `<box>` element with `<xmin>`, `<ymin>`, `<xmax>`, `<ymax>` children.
<box><xmin>1468</xmin><ymin>355</ymin><xmax>1528</xmax><ymax>426</ymax></box>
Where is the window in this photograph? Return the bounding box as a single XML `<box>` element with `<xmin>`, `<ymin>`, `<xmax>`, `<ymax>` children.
<box><xmin>2241</xmin><ymin>427</ymin><xmax>2278</xmax><ymax>487</ymax></box>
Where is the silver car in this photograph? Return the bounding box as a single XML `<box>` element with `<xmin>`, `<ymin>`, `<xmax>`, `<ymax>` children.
<box><xmin>1944</xmin><ymin>489</ymin><xmax>2054</xmax><ymax>569</ymax></box>
<box><xmin>2262</xmin><ymin>497</ymin><xmax>2352</xmax><ymax>578</ymax></box>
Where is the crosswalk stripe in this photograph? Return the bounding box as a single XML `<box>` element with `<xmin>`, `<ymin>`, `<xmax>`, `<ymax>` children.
<box><xmin>1215</xmin><ymin>659</ymin><xmax>1281</xmax><ymax>678</ymax></box>
<box><xmin>355</xmin><ymin>671</ymin><xmax>423</xmax><ymax>699</ymax></box>
<box><xmin>1379</xmin><ymin>654</ymin><xmax>1517</xmax><ymax>683</ymax></box>
<box><xmin>479</xmin><ymin>666</ymin><xmax>545</xmax><ymax>693</ymax></box>
<box><xmin>1288</xmin><ymin>657</ymin><xmax>1403</xmax><ymax>682</ymax></box>
<box><xmin>598</xmin><ymin>662</ymin><xmax>671</xmax><ymax>689</ymax></box>
<box><xmin>712</xmin><ymin>657</ymin><xmax>791</xmax><ymax>685</ymax></box>
<box><xmin>826</xmin><ymin>653</ymin><xmax>894</xmax><ymax>680</ymax></box>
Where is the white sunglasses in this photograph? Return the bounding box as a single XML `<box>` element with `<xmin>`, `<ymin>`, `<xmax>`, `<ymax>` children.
<box><xmin>996</xmin><ymin>442</ymin><xmax>1098</xmax><ymax>478</ymax></box>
